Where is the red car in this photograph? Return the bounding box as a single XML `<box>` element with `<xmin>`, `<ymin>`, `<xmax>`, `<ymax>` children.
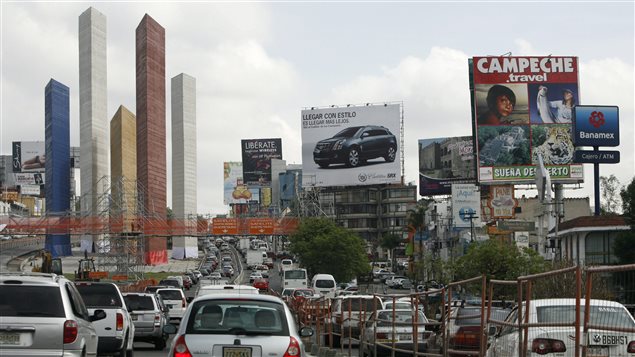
<box><xmin>252</xmin><ymin>278</ymin><xmax>269</xmax><ymax>291</ymax></box>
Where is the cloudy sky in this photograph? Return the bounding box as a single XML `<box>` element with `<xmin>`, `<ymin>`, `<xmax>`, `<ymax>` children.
<box><xmin>1</xmin><ymin>1</ymin><xmax>633</xmax><ymax>216</ymax></box>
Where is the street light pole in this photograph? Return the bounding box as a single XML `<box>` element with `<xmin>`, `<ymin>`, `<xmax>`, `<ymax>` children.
<box><xmin>466</xmin><ymin>211</ymin><xmax>479</xmax><ymax>243</ymax></box>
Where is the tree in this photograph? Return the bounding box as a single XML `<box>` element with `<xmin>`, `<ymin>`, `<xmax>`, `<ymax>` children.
<box><xmin>380</xmin><ymin>232</ymin><xmax>402</xmax><ymax>270</ymax></box>
<box><xmin>600</xmin><ymin>174</ymin><xmax>622</xmax><ymax>214</ymax></box>
<box><xmin>288</xmin><ymin>217</ymin><xmax>369</xmax><ymax>283</ymax></box>
<box><xmin>614</xmin><ymin>176</ymin><xmax>635</xmax><ymax>264</ymax></box>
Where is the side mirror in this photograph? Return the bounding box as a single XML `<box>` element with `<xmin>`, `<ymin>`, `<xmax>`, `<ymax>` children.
<box><xmin>186</xmin><ymin>297</ymin><xmax>194</xmax><ymax>303</ymax></box>
<box><xmin>90</xmin><ymin>309</ymin><xmax>107</xmax><ymax>322</ymax></box>
<box><xmin>487</xmin><ymin>325</ymin><xmax>498</xmax><ymax>336</ymax></box>
<box><xmin>299</xmin><ymin>326</ymin><xmax>314</xmax><ymax>337</ymax></box>
<box><xmin>163</xmin><ymin>306</ymin><xmax>170</xmax><ymax>313</ymax></box>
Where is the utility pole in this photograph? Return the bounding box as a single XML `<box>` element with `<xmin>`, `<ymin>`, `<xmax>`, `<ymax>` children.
<box><xmin>465</xmin><ymin>211</ymin><xmax>479</xmax><ymax>243</ymax></box>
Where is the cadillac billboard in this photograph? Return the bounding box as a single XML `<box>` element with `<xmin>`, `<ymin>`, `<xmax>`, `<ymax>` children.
<box><xmin>241</xmin><ymin>138</ymin><xmax>282</xmax><ymax>186</ymax></box>
<box><xmin>301</xmin><ymin>104</ymin><xmax>401</xmax><ymax>187</ymax></box>
<box><xmin>224</xmin><ymin>162</ymin><xmax>260</xmax><ymax>205</ymax></box>
<box><xmin>470</xmin><ymin>56</ymin><xmax>584</xmax><ymax>184</ymax></box>
<box><xmin>12</xmin><ymin>141</ymin><xmax>46</xmax><ymax>172</ymax></box>
<box><xmin>419</xmin><ymin>136</ymin><xmax>476</xmax><ymax>196</ymax></box>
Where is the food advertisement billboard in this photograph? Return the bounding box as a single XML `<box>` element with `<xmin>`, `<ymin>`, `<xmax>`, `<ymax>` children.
<box><xmin>223</xmin><ymin>162</ymin><xmax>260</xmax><ymax>205</ymax></box>
<box><xmin>419</xmin><ymin>136</ymin><xmax>475</xmax><ymax>196</ymax></box>
<box><xmin>470</xmin><ymin>56</ymin><xmax>583</xmax><ymax>184</ymax></box>
<box><xmin>241</xmin><ymin>138</ymin><xmax>282</xmax><ymax>186</ymax></box>
<box><xmin>12</xmin><ymin>141</ymin><xmax>45</xmax><ymax>172</ymax></box>
<box><xmin>301</xmin><ymin>104</ymin><xmax>401</xmax><ymax>187</ymax></box>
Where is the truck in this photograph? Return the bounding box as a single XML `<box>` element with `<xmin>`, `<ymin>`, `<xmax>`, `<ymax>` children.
<box><xmin>75</xmin><ymin>281</ymin><xmax>135</xmax><ymax>356</ymax></box>
<box><xmin>246</xmin><ymin>249</ymin><xmax>266</xmax><ymax>270</ymax></box>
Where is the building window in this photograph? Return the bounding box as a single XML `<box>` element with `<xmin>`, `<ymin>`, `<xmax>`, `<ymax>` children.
<box><xmin>585</xmin><ymin>232</ymin><xmax>619</xmax><ymax>265</ymax></box>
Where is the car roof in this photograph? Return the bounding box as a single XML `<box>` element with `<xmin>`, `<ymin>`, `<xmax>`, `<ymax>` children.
<box><xmin>0</xmin><ymin>272</ymin><xmax>67</xmax><ymax>287</ymax></box>
<box><xmin>527</xmin><ymin>298</ymin><xmax>628</xmax><ymax>308</ymax></box>
<box><xmin>192</xmin><ymin>292</ymin><xmax>284</xmax><ymax>304</ymax></box>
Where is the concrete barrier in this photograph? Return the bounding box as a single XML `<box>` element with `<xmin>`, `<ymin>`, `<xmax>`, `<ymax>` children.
<box><xmin>318</xmin><ymin>346</ymin><xmax>329</xmax><ymax>357</ymax></box>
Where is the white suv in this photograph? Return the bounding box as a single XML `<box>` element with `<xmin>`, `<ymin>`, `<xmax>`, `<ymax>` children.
<box><xmin>157</xmin><ymin>287</ymin><xmax>188</xmax><ymax>323</ymax></box>
<box><xmin>0</xmin><ymin>272</ymin><xmax>106</xmax><ymax>357</ymax></box>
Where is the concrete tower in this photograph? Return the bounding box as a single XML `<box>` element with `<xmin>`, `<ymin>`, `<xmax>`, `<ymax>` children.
<box><xmin>110</xmin><ymin>105</ymin><xmax>137</xmax><ymax>232</ymax></box>
<box><xmin>45</xmin><ymin>79</ymin><xmax>71</xmax><ymax>257</ymax></box>
<box><xmin>171</xmin><ymin>74</ymin><xmax>197</xmax><ymax>259</ymax></box>
<box><xmin>79</xmin><ymin>7</ymin><xmax>108</xmax><ymax>252</ymax></box>
<box><xmin>136</xmin><ymin>14</ymin><xmax>167</xmax><ymax>264</ymax></box>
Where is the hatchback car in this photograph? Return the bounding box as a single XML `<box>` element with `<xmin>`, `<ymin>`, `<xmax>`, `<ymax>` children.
<box><xmin>0</xmin><ymin>272</ymin><xmax>106</xmax><ymax>357</ymax></box>
<box><xmin>164</xmin><ymin>294</ymin><xmax>314</xmax><ymax>357</ymax></box>
<box><xmin>123</xmin><ymin>292</ymin><xmax>170</xmax><ymax>350</ymax></box>
<box><xmin>313</xmin><ymin>125</ymin><xmax>397</xmax><ymax>168</ymax></box>
<box><xmin>156</xmin><ymin>288</ymin><xmax>188</xmax><ymax>323</ymax></box>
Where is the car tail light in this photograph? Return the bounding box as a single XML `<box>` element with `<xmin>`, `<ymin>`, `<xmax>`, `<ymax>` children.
<box><xmin>182</xmin><ymin>298</ymin><xmax>186</xmax><ymax>308</ymax></box>
<box><xmin>116</xmin><ymin>312</ymin><xmax>124</xmax><ymax>331</ymax></box>
<box><xmin>531</xmin><ymin>338</ymin><xmax>566</xmax><ymax>355</ymax></box>
<box><xmin>283</xmin><ymin>336</ymin><xmax>301</xmax><ymax>357</ymax></box>
<box><xmin>451</xmin><ymin>326</ymin><xmax>480</xmax><ymax>347</ymax></box>
<box><xmin>628</xmin><ymin>341</ymin><xmax>635</xmax><ymax>353</ymax></box>
<box><xmin>63</xmin><ymin>320</ymin><xmax>78</xmax><ymax>344</ymax></box>
<box><xmin>376</xmin><ymin>332</ymin><xmax>388</xmax><ymax>339</ymax></box>
<box><xmin>154</xmin><ymin>313</ymin><xmax>161</xmax><ymax>326</ymax></box>
<box><xmin>173</xmin><ymin>335</ymin><xmax>192</xmax><ymax>357</ymax></box>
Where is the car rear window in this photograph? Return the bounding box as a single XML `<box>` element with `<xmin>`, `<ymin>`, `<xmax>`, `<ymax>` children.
<box><xmin>0</xmin><ymin>286</ymin><xmax>65</xmax><ymax>317</ymax></box>
<box><xmin>76</xmin><ymin>284</ymin><xmax>123</xmax><ymax>307</ymax></box>
<box><xmin>537</xmin><ymin>305</ymin><xmax>635</xmax><ymax>327</ymax></box>
<box><xmin>186</xmin><ymin>299</ymin><xmax>289</xmax><ymax>336</ymax></box>
<box><xmin>343</xmin><ymin>298</ymin><xmax>382</xmax><ymax>312</ymax></box>
<box><xmin>158</xmin><ymin>290</ymin><xmax>183</xmax><ymax>300</ymax></box>
<box><xmin>315</xmin><ymin>280</ymin><xmax>335</xmax><ymax>288</ymax></box>
<box><xmin>124</xmin><ymin>295</ymin><xmax>155</xmax><ymax>311</ymax></box>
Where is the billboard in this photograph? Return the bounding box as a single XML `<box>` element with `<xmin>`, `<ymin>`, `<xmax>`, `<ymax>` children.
<box><xmin>20</xmin><ymin>185</ymin><xmax>41</xmax><ymax>196</ymax></box>
<box><xmin>241</xmin><ymin>138</ymin><xmax>282</xmax><ymax>186</ymax></box>
<box><xmin>14</xmin><ymin>172</ymin><xmax>45</xmax><ymax>185</ymax></box>
<box><xmin>470</xmin><ymin>56</ymin><xmax>583</xmax><ymax>184</ymax></box>
<box><xmin>487</xmin><ymin>185</ymin><xmax>518</xmax><ymax>219</ymax></box>
<box><xmin>451</xmin><ymin>184</ymin><xmax>481</xmax><ymax>228</ymax></box>
<box><xmin>12</xmin><ymin>141</ymin><xmax>45</xmax><ymax>172</ymax></box>
<box><xmin>301</xmin><ymin>104</ymin><xmax>401</xmax><ymax>187</ymax></box>
<box><xmin>223</xmin><ymin>162</ymin><xmax>260</xmax><ymax>205</ymax></box>
<box><xmin>419</xmin><ymin>136</ymin><xmax>475</xmax><ymax>196</ymax></box>
<box><xmin>572</xmin><ymin>105</ymin><xmax>620</xmax><ymax>147</ymax></box>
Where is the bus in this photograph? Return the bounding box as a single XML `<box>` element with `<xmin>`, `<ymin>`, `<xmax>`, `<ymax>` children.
<box><xmin>282</xmin><ymin>268</ymin><xmax>308</xmax><ymax>291</ymax></box>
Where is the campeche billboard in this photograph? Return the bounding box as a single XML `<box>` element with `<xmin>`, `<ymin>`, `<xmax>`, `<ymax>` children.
<box><xmin>470</xmin><ymin>56</ymin><xmax>583</xmax><ymax>184</ymax></box>
<box><xmin>12</xmin><ymin>141</ymin><xmax>45</xmax><ymax>172</ymax></box>
<box><xmin>419</xmin><ymin>136</ymin><xmax>475</xmax><ymax>196</ymax></box>
<box><xmin>241</xmin><ymin>138</ymin><xmax>282</xmax><ymax>186</ymax></box>
<box><xmin>301</xmin><ymin>104</ymin><xmax>401</xmax><ymax>187</ymax></box>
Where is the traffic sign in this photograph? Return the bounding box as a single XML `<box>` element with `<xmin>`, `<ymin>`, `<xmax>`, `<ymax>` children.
<box><xmin>574</xmin><ymin>150</ymin><xmax>620</xmax><ymax>164</ymax></box>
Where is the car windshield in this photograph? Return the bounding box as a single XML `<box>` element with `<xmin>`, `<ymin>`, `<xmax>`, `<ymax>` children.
<box><xmin>455</xmin><ymin>307</ymin><xmax>510</xmax><ymax>326</ymax></box>
<box><xmin>0</xmin><ymin>286</ymin><xmax>64</xmax><ymax>317</ymax></box>
<box><xmin>76</xmin><ymin>284</ymin><xmax>124</xmax><ymax>308</ymax></box>
<box><xmin>332</xmin><ymin>126</ymin><xmax>362</xmax><ymax>138</ymax></box>
<box><xmin>537</xmin><ymin>305</ymin><xmax>635</xmax><ymax>327</ymax></box>
<box><xmin>186</xmin><ymin>299</ymin><xmax>289</xmax><ymax>336</ymax></box>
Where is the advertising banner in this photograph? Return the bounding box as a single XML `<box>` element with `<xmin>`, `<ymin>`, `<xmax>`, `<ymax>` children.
<box><xmin>223</xmin><ymin>162</ymin><xmax>260</xmax><ymax>205</ymax></box>
<box><xmin>572</xmin><ymin>105</ymin><xmax>620</xmax><ymax>147</ymax></box>
<box><xmin>470</xmin><ymin>56</ymin><xmax>583</xmax><ymax>184</ymax></box>
<box><xmin>419</xmin><ymin>136</ymin><xmax>476</xmax><ymax>196</ymax></box>
<box><xmin>20</xmin><ymin>185</ymin><xmax>41</xmax><ymax>196</ymax></box>
<box><xmin>301</xmin><ymin>104</ymin><xmax>401</xmax><ymax>187</ymax></box>
<box><xmin>241</xmin><ymin>138</ymin><xmax>282</xmax><ymax>186</ymax></box>
<box><xmin>451</xmin><ymin>184</ymin><xmax>481</xmax><ymax>228</ymax></box>
<box><xmin>487</xmin><ymin>185</ymin><xmax>518</xmax><ymax>219</ymax></box>
<box><xmin>14</xmin><ymin>172</ymin><xmax>45</xmax><ymax>185</ymax></box>
<box><xmin>12</xmin><ymin>141</ymin><xmax>46</xmax><ymax>172</ymax></box>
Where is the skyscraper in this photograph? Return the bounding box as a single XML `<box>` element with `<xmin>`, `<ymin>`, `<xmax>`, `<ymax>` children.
<box><xmin>110</xmin><ymin>105</ymin><xmax>137</xmax><ymax>232</ymax></box>
<box><xmin>45</xmin><ymin>79</ymin><xmax>71</xmax><ymax>257</ymax></box>
<box><xmin>171</xmin><ymin>73</ymin><xmax>197</xmax><ymax>259</ymax></box>
<box><xmin>136</xmin><ymin>14</ymin><xmax>167</xmax><ymax>264</ymax></box>
<box><xmin>79</xmin><ymin>7</ymin><xmax>108</xmax><ymax>252</ymax></box>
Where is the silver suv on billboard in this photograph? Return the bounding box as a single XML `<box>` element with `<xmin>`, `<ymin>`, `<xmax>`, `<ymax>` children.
<box><xmin>313</xmin><ymin>125</ymin><xmax>397</xmax><ymax>168</ymax></box>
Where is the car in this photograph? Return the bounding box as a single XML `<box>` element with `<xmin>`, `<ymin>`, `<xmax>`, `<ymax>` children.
<box><xmin>221</xmin><ymin>265</ymin><xmax>234</xmax><ymax>277</ymax></box>
<box><xmin>313</xmin><ymin>125</ymin><xmax>398</xmax><ymax>168</ymax></box>
<box><xmin>249</xmin><ymin>272</ymin><xmax>264</xmax><ymax>283</ymax></box>
<box><xmin>144</xmin><ymin>285</ymin><xmax>169</xmax><ymax>294</ymax></box>
<box><xmin>156</xmin><ymin>288</ymin><xmax>188</xmax><ymax>323</ymax></box>
<box><xmin>158</xmin><ymin>278</ymin><xmax>182</xmax><ymax>290</ymax></box>
<box><xmin>256</xmin><ymin>264</ymin><xmax>270</xmax><ymax>278</ymax></box>
<box><xmin>393</xmin><ymin>278</ymin><xmax>413</xmax><ymax>290</ymax></box>
<box><xmin>182</xmin><ymin>275</ymin><xmax>193</xmax><ymax>290</ymax></box>
<box><xmin>197</xmin><ymin>285</ymin><xmax>259</xmax><ymax>297</ymax></box>
<box><xmin>123</xmin><ymin>292</ymin><xmax>170</xmax><ymax>350</ymax></box>
<box><xmin>163</xmin><ymin>293</ymin><xmax>314</xmax><ymax>357</ymax></box>
<box><xmin>253</xmin><ymin>278</ymin><xmax>270</xmax><ymax>291</ymax></box>
<box><xmin>446</xmin><ymin>305</ymin><xmax>511</xmax><ymax>357</ymax></box>
<box><xmin>486</xmin><ymin>298</ymin><xmax>635</xmax><ymax>357</ymax></box>
<box><xmin>329</xmin><ymin>295</ymin><xmax>385</xmax><ymax>347</ymax></box>
<box><xmin>360</xmin><ymin>309</ymin><xmax>432</xmax><ymax>357</ymax></box>
<box><xmin>385</xmin><ymin>275</ymin><xmax>408</xmax><ymax>287</ymax></box>
<box><xmin>209</xmin><ymin>271</ymin><xmax>222</xmax><ymax>280</ymax></box>
<box><xmin>0</xmin><ymin>272</ymin><xmax>106</xmax><ymax>357</ymax></box>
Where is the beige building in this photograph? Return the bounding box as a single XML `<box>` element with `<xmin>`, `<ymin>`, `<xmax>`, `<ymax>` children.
<box><xmin>110</xmin><ymin>105</ymin><xmax>137</xmax><ymax>231</ymax></box>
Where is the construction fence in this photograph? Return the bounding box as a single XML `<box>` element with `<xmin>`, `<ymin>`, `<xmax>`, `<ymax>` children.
<box><xmin>293</xmin><ymin>263</ymin><xmax>635</xmax><ymax>357</ymax></box>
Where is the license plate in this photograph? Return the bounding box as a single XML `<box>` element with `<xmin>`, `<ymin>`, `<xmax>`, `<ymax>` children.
<box><xmin>587</xmin><ymin>346</ymin><xmax>608</xmax><ymax>357</ymax></box>
<box><xmin>223</xmin><ymin>346</ymin><xmax>252</xmax><ymax>357</ymax></box>
<box><xmin>0</xmin><ymin>333</ymin><xmax>20</xmax><ymax>345</ymax></box>
<box><xmin>399</xmin><ymin>334</ymin><xmax>412</xmax><ymax>341</ymax></box>
<box><xmin>589</xmin><ymin>334</ymin><xmax>628</xmax><ymax>346</ymax></box>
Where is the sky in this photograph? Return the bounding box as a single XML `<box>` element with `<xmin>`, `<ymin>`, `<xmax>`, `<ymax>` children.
<box><xmin>1</xmin><ymin>1</ymin><xmax>634</xmax><ymax>216</ymax></box>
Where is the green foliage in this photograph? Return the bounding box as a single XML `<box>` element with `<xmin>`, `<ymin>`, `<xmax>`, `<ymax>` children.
<box><xmin>600</xmin><ymin>174</ymin><xmax>622</xmax><ymax>214</ymax></box>
<box><xmin>380</xmin><ymin>233</ymin><xmax>402</xmax><ymax>251</ymax></box>
<box><xmin>455</xmin><ymin>239</ymin><xmax>546</xmax><ymax>281</ymax></box>
<box><xmin>621</xmin><ymin>176</ymin><xmax>635</xmax><ymax>226</ymax></box>
<box><xmin>288</xmin><ymin>217</ymin><xmax>369</xmax><ymax>283</ymax></box>
<box><xmin>614</xmin><ymin>177</ymin><xmax>635</xmax><ymax>264</ymax></box>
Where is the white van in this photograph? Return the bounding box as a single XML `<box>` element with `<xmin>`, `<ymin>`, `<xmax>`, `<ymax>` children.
<box><xmin>311</xmin><ymin>273</ymin><xmax>337</xmax><ymax>298</ymax></box>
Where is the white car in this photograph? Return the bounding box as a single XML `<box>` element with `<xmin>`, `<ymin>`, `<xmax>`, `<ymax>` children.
<box><xmin>164</xmin><ymin>294</ymin><xmax>313</xmax><ymax>357</ymax></box>
<box><xmin>249</xmin><ymin>272</ymin><xmax>263</xmax><ymax>283</ymax></box>
<box><xmin>156</xmin><ymin>288</ymin><xmax>188</xmax><ymax>323</ymax></box>
<box><xmin>486</xmin><ymin>298</ymin><xmax>635</xmax><ymax>356</ymax></box>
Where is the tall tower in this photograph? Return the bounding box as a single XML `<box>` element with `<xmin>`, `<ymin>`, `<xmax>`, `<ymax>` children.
<box><xmin>136</xmin><ymin>14</ymin><xmax>167</xmax><ymax>264</ymax></box>
<box><xmin>45</xmin><ymin>79</ymin><xmax>71</xmax><ymax>257</ymax></box>
<box><xmin>79</xmin><ymin>7</ymin><xmax>108</xmax><ymax>252</ymax></box>
<box><xmin>171</xmin><ymin>74</ymin><xmax>197</xmax><ymax>260</ymax></box>
<box><xmin>110</xmin><ymin>105</ymin><xmax>137</xmax><ymax>231</ymax></box>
